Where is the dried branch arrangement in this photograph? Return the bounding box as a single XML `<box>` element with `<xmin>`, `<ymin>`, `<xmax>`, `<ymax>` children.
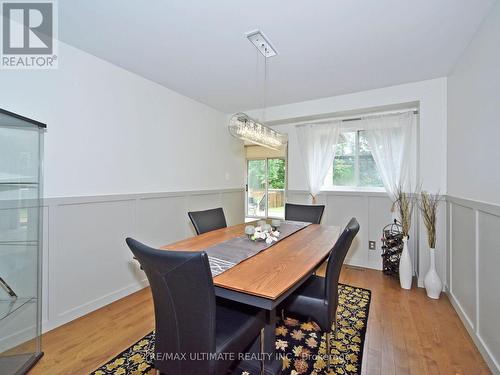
<box><xmin>392</xmin><ymin>184</ymin><xmax>414</xmax><ymax>238</ymax></box>
<box><xmin>419</xmin><ymin>191</ymin><xmax>442</xmax><ymax>249</ymax></box>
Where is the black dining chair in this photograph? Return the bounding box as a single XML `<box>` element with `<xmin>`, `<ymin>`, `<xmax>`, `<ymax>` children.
<box><xmin>188</xmin><ymin>207</ymin><xmax>227</xmax><ymax>235</ymax></box>
<box><xmin>280</xmin><ymin>217</ymin><xmax>359</xmax><ymax>364</ymax></box>
<box><xmin>284</xmin><ymin>203</ymin><xmax>325</xmax><ymax>224</ymax></box>
<box><xmin>126</xmin><ymin>238</ymin><xmax>265</xmax><ymax>375</ymax></box>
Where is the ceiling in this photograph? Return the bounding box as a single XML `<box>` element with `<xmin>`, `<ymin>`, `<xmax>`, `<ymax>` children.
<box><xmin>58</xmin><ymin>0</ymin><xmax>496</xmax><ymax>113</ymax></box>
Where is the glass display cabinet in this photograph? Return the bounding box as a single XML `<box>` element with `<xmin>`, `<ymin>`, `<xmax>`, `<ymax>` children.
<box><xmin>0</xmin><ymin>109</ymin><xmax>45</xmax><ymax>374</ymax></box>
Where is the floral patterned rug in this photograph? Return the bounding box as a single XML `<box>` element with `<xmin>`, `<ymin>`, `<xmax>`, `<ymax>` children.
<box><xmin>90</xmin><ymin>284</ymin><xmax>370</xmax><ymax>375</ymax></box>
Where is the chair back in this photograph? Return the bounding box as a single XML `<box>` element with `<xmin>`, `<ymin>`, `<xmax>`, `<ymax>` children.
<box><xmin>325</xmin><ymin>218</ymin><xmax>360</xmax><ymax>327</ymax></box>
<box><xmin>126</xmin><ymin>238</ymin><xmax>216</xmax><ymax>375</ymax></box>
<box><xmin>188</xmin><ymin>207</ymin><xmax>227</xmax><ymax>235</ymax></box>
<box><xmin>284</xmin><ymin>203</ymin><xmax>325</xmax><ymax>224</ymax></box>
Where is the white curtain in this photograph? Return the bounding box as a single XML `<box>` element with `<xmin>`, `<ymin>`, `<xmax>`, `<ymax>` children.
<box><xmin>296</xmin><ymin>121</ymin><xmax>341</xmax><ymax>203</ymax></box>
<box><xmin>362</xmin><ymin>112</ymin><xmax>415</xmax><ymax>198</ymax></box>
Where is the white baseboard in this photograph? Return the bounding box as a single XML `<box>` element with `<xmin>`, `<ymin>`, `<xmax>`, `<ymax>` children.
<box><xmin>43</xmin><ymin>278</ymin><xmax>148</xmax><ymax>332</ymax></box>
<box><xmin>344</xmin><ymin>257</ymin><xmax>382</xmax><ymax>271</ymax></box>
<box><xmin>447</xmin><ymin>291</ymin><xmax>500</xmax><ymax>375</ymax></box>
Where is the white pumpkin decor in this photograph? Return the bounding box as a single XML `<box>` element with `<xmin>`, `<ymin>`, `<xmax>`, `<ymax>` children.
<box><xmin>246</xmin><ymin>223</ymin><xmax>280</xmax><ymax>244</ymax></box>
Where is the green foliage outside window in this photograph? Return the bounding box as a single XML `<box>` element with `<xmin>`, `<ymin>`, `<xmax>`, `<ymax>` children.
<box><xmin>333</xmin><ymin>157</ymin><xmax>355</xmax><ymax>186</ymax></box>
<box><xmin>268</xmin><ymin>159</ymin><xmax>285</xmax><ymax>189</ymax></box>
<box><xmin>331</xmin><ymin>131</ymin><xmax>383</xmax><ymax>188</ymax></box>
<box><xmin>248</xmin><ymin>160</ymin><xmax>266</xmax><ymax>190</ymax></box>
<box><xmin>247</xmin><ymin>158</ymin><xmax>285</xmax><ymax>190</ymax></box>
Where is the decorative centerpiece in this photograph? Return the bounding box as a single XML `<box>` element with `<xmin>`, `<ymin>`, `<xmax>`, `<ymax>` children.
<box><xmin>419</xmin><ymin>191</ymin><xmax>443</xmax><ymax>299</ymax></box>
<box><xmin>245</xmin><ymin>223</ymin><xmax>280</xmax><ymax>245</ymax></box>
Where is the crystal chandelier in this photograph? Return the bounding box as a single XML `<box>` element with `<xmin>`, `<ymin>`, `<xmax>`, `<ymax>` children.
<box><xmin>228</xmin><ymin>30</ymin><xmax>287</xmax><ymax>150</ymax></box>
<box><xmin>228</xmin><ymin>113</ymin><xmax>287</xmax><ymax>150</ymax></box>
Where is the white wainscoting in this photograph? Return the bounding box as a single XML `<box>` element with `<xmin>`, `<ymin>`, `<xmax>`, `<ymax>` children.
<box><xmin>287</xmin><ymin>190</ymin><xmax>447</xmax><ymax>287</ymax></box>
<box><xmin>287</xmin><ymin>190</ymin><xmax>393</xmax><ymax>271</ymax></box>
<box><xmin>41</xmin><ymin>188</ymin><xmax>245</xmax><ymax>333</ymax></box>
<box><xmin>447</xmin><ymin>196</ymin><xmax>500</xmax><ymax>374</ymax></box>
<box><xmin>36</xmin><ymin>190</ymin><xmax>498</xmax><ymax>373</ymax></box>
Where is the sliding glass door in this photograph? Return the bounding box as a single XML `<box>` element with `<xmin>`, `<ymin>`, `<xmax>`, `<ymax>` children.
<box><xmin>246</xmin><ymin>158</ymin><xmax>286</xmax><ymax>219</ymax></box>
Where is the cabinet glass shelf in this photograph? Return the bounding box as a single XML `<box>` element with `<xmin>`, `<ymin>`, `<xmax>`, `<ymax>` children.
<box><xmin>0</xmin><ymin>298</ymin><xmax>36</xmax><ymax>321</ymax></box>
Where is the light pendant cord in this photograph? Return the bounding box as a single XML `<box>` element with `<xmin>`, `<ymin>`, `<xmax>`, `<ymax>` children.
<box><xmin>255</xmin><ymin>48</ymin><xmax>260</xmax><ymax>115</ymax></box>
<box><xmin>262</xmin><ymin>53</ymin><xmax>268</xmax><ymax>122</ymax></box>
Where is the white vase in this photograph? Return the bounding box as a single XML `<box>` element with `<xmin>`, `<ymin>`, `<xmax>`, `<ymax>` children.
<box><xmin>424</xmin><ymin>248</ymin><xmax>442</xmax><ymax>299</ymax></box>
<box><xmin>399</xmin><ymin>237</ymin><xmax>413</xmax><ymax>289</ymax></box>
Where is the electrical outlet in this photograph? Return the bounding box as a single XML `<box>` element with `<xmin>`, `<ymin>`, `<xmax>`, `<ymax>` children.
<box><xmin>369</xmin><ymin>241</ymin><xmax>376</xmax><ymax>250</ymax></box>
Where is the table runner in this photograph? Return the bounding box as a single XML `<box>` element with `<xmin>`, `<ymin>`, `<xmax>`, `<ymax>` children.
<box><xmin>205</xmin><ymin>221</ymin><xmax>310</xmax><ymax>277</ymax></box>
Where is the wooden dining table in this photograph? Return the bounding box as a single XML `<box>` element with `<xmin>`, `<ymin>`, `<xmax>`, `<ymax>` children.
<box><xmin>161</xmin><ymin>221</ymin><xmax>340</xmax><ymax>374</ymax></box>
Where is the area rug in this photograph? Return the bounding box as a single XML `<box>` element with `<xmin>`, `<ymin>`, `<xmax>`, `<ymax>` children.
<box><xmin>90</xmin><ymin>284</ymin><xmax>370</xmax><ymax>375</ymax></box>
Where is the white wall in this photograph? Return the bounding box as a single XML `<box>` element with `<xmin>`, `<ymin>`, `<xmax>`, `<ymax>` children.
<box><xmin>447</xmin><ymin>3</ymin><xmax>500</xmax><ymax>373</ymax></box>
<box><xmin>448</xmin><ymin>1</ymin><xmax>500</xmax><ymax>206</ymax></box>
<box><xmin>0</xmin><ymin>42</ymin><xmax>246</xmax><ymax>342</ymax></box>
<box><xmin>0</xmin><ymin>42</ymin><xmax>245</xmax><ymax>198</ymax></box>
<box><xmin>249</xmin><ymin>77</ymin><xmax>447</xmax><ymax>193</ymax></box>
<box><xmin>248</xmin><ymin>78</ymin><xmax>448</xmax><ymax>283</ymax></box>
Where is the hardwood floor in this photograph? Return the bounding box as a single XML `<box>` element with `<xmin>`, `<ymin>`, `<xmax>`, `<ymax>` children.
<box><xmin>28</xmin><ymin>287</ymin><xmax>155</xmax><ymax>375</ymax></box>
<box><xmin>337</xmin><ymin>267</ymin><xmax>491</xmax><ymax>375</ymax></box>
<box><xmin>27</xmin><ymin>267</ymin><xmax>491</xmax><ymax>375</ymax></box>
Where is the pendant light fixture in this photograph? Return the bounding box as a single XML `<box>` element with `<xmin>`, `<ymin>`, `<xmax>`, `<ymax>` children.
<box><xmin>228</xmin><ymin>30</ymin><xmax>287</xmax><ymax>150</ymax></box>
<box><xmin>228</xmin><ymin>112</ymin><xmax>287</xmax><ymax>150</ymax></box>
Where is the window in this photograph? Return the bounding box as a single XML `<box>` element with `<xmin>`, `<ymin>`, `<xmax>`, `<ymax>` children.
<box><xmin>323</xmin><ymin>130</ymin><xmax>383</xmax><ymax>189</ymax></box>
<box><xmin>246</xmin><ymin>158</ymin><xmax>286</xmax><ymax>218</ymax></box>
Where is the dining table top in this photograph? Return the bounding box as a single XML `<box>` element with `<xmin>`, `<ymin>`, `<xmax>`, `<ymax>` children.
<box><xmin>161</xmin><ymin>221</ymin><xmax>340</xmax><ymax>300</ymax></box>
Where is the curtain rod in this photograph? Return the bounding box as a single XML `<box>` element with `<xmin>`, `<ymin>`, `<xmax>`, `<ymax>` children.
<box><xmin>283</xmin><ymin>109</ymin><xmax>419</xmax><ymax>127</ymax></box>
<box><xmin>342</xmin><ymin>109</ymin><xmax>419</xmax><ymax>122</ymax></box>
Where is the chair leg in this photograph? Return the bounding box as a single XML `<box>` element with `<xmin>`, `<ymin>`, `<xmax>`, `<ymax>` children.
<box><xmin>334</xmin><ymin>317</ymin><xmax>338</xmax><ymax>341</ymax></box>
<box><xmin>280</xmin><ymin>309</ymin><xmax>285</xmax><ymax>321</ymax></box>
<box><xmin>327</xmin><ymin>318</ymin><xmax>338</xmax><ymax>369</ymax></box>
<box><xmin>260</xmin><ymin>328</ymin><xmax>265</xmax><ymax>375</ymax></box>
<box><xmin>326</xmin><ymin>331</ymin><xmax>331</xmax><ymax>368</ymax></box>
